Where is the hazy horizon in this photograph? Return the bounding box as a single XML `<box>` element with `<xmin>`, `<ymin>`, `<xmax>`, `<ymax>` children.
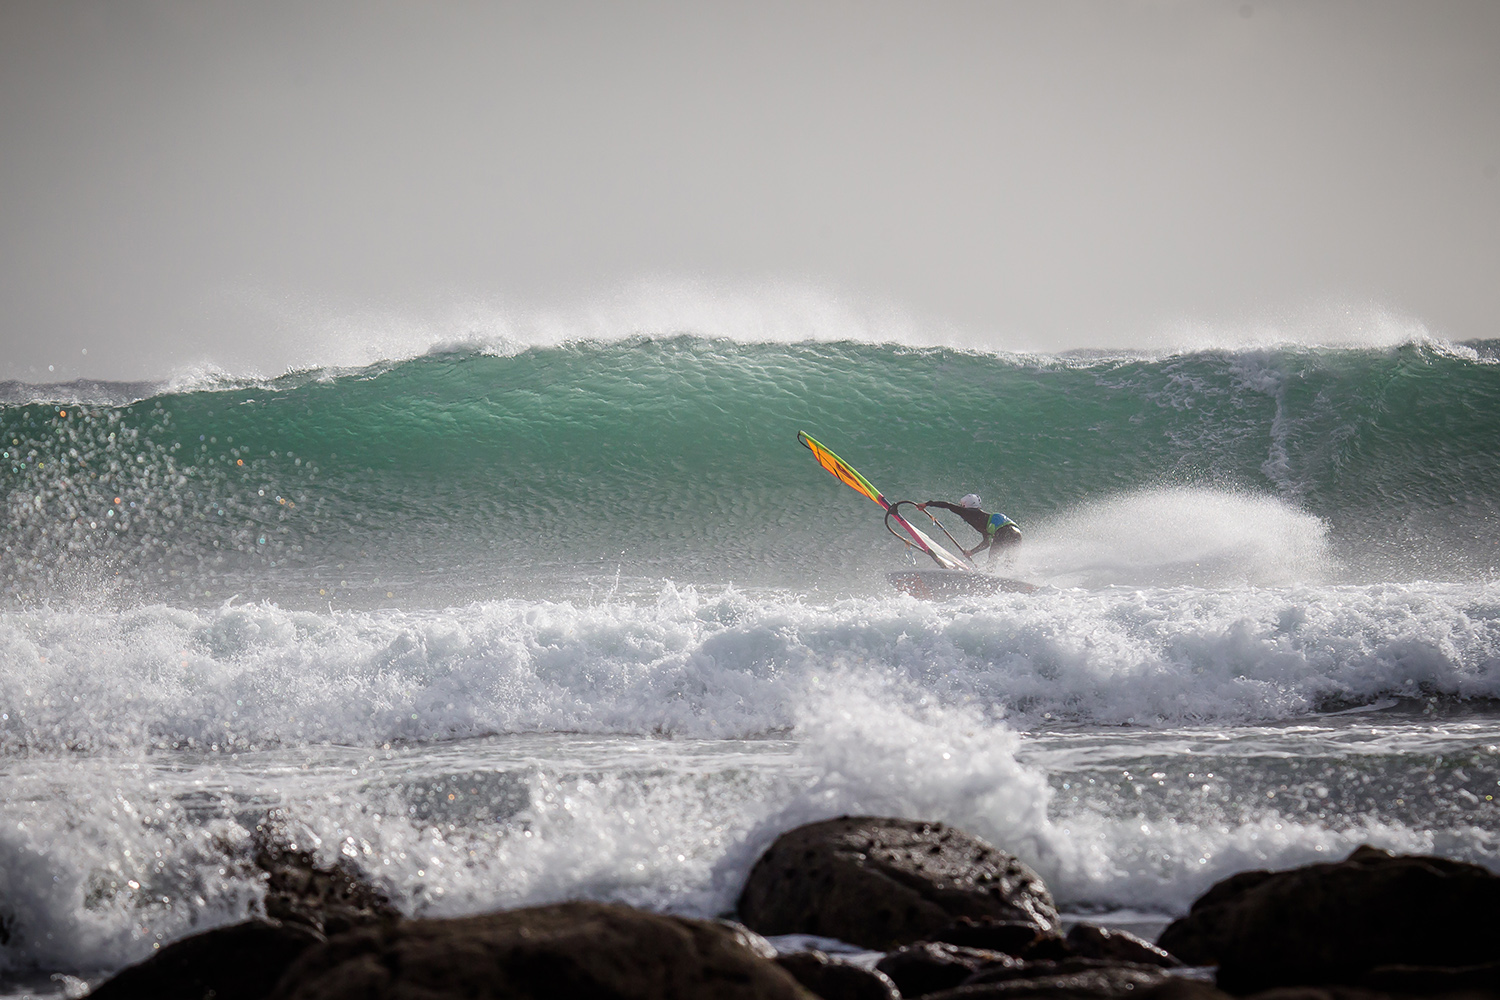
<box><xmin>3</xmin><ymin>0</ymin><xmax>1497</xmax><ymax>381</ymax></box>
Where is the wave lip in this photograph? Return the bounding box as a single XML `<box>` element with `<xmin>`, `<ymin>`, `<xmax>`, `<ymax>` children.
<box><xmin>5</xmin><ymin>335</ymin><xmax>1499</xmax><ymax>604</ymax></box>
<box><xmin>0</xmin><ymin>378</ymin><xmax>162</xmax><ymax>408</ymax></box>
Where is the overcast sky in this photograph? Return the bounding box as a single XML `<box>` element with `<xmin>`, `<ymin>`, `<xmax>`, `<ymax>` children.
<box><xmin>2</xmin><ymin>0</ymin><xmax>1497</xmax><ymax>380</ymax></box>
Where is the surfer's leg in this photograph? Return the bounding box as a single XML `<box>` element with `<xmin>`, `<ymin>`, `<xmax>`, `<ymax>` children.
<box><xmin>987</xmin><ymin>526</ymin><xmax>1021</xmax><ymax>566</ymax></box>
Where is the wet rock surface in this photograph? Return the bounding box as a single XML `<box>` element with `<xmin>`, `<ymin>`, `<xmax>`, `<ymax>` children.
<box><xmin>1157</xmin><ymin>844</ymin><xmax>1500</xmax><ymax>992</ymax></box>
<box><xmin>928</xmin><ymin>918</ymin><xmax>1056</xmax><ymax>957</ymax></box>
<box><xmin>1155</xmin><ymin>869</ymin><xmax>1278</xmax><ymax>966</ymax></box>
<box><xmin>251</xmin><ymin>810</ymin><xmax>401</xmax><ymax>937</ymax></box>
<box><xmin>738</xmin><ymin>817</ymin><xmax>1059</xmax><ymax>950</ymax></box>
<box><xmin>960</xmin><ymin>957</ymin><xmax>1172</xmax><ymax>988</ymax></box>
<box><xmin>266</xmin><ymin>900</ymin><xmax>815</xmax><ymax>1000</ymax></box>
<box><xmin>1066</xmin><ymin>923</ymin><xmax>1181</xmax><ymax>968</ymax></box>
<box><xmin>1358</xmin><ymin>958</ymin><xmax>1500</xmax><ymax>994</ymax></box>
<box><xmin>776</xmin><ymin>949</ymin><xmax>902</xmax><ymax>1000</ymax></box>
<box><xmin>876</xmin><ymin>941</ymin><xmax>1021</xmax><ymax>996</ymax></box>
<box><xmin>1136</xmin><ymin>984</ymin><xmax>1233</xmax><ymax>1000</ymax></box>
<box><xmin>89</xmin><ymin>920</ymin><xmax>323</xmax><ymax>1000</ymax></box>
<box><xmin>924</xmin><ymin>962</ymin><xmax>1175</xmax><ymax>999</ymax></box>
<box><xmin>76</xmin><ymin>819</ymin><xmax>1500</xmax><ymax>1000</ymax></box>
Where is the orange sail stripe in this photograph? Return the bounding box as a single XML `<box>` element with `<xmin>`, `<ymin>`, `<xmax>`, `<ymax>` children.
<box><xmin>797</xmin><ymin>430</ymin><xmax>972</xmax><ymax>572</ymax></box>
<box><xmin>796</xmin><ymin>431</ymin><xmax>886</xmax><ymax>508</ymax></box>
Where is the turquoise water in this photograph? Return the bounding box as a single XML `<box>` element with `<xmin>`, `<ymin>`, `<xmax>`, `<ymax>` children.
<box><xmin>5</xmin><ymin>338</ymin><xmax>1498</xmax><ymax>604</ymax></box>
<box><xmin>2</xmin><ymin>334</ymin><xmax>1498</xmax><ymax>986</ymax></box>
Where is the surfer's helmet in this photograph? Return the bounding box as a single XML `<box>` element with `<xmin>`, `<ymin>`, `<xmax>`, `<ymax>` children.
<box><xmin>960</xmin><ymin>493</ymin><xmax>981</xmax><ymax>508</ymax></box>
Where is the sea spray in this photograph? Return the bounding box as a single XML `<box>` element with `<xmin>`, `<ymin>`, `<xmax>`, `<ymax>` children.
<box><xmin>3</xmin><ymin>334</ymin><xmax>1498</xmax><ymax>986</ymax></box>
<box><xmin>4</xmin><ymin>338</ymin><xmax>1498</xmax><ymax>606</ymax></box>
<box><xmin>1016</xmin><ymin>487</ymin><xmax>1332</xmax><ymax>588</ymax></box>
<box><xmin>5</xmin><ymin>583</ymin><xmax>1499</xmax><ymax>758</ymax></box>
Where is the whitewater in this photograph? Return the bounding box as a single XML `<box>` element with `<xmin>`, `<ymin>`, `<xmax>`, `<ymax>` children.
<box><xmin>2</xmin><ymin>327</ymin><xmax>1499</xmax><ymax>990</ymax></box>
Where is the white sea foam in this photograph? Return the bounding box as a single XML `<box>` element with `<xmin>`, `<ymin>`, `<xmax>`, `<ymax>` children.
<box><xmin>3</xmin><ymin>581</ymin><xmax>1498</xmax><ymax>978</ymax></box>
<box><xmin>4</xmin><ymin>578</ymin><xmax>1498</xmax><ymax>755</ymax></box>
<box><xmin>1038</xmin><ymin>809</ymin><xmax>1499</xmax><ymax>915</ymax></box>
<box><xmin>0</xmin><ymin>773</ymin><xmax>259</xmax><ymax>977</ymax></box>
<box><xmin>8</xmin><ymin>681</ymin><xmax>1493</xmax><ymax>977</ymax></box>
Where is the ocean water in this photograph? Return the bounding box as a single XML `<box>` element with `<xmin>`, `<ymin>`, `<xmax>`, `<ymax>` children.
<box><xmin>2</xmin><ymin>330</ymin><xmax>1499</xmax><ymax>990</ymax></box>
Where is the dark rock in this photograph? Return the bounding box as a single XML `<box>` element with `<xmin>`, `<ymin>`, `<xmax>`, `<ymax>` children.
<box><xmin>1018</xmin><ymin>936</ymin><xmax>1074</xmax><ymax>962</ymax></box>
<box><xmin>924</xmin><ymin>963</ymin><xmax>1174</xmax><ymax>998</ymax></box>
<box><xmin>1157</xmin><ymin>870</ymin><xmax>1278</xmax><ymax>966</ymax></box>
<box><xmin>251</xmin><ymin>810</ymin><xmax>400</xmax><ymax>936</ymax></box>
<box><xmin>266</xmin><ymin>900</ymin><xmax>816</xmax><ymax>1000</ymax></box>
<box><xmin>1156</xmin><ymin>845</ymin><xmax>1500</xmax><ymax>993</ymax></box>
<box><xmin>876</xmin><ymin>941</ymin><xmax>1020</xmax><ymax>996</ymax></box>
<box><xmin>930</xmin><ymin>918</ymin><xmax>1055</xmax><ymax>957</ymax></box>
<box><xmin>1137</xmin><ymin>983</ymin><xmax>1234</xmax><ymax>1000</ymax></box>
<box><xmin>89</xmin><ymin>920</ymin><xmax>322</xmax><ymax>1000</ymax></box>
<box><xmin>1359</xmin><ymin>958</ymin><xmax>1500</xmax><ymax>993</ymax></box>
<box><xmin>776</xmin><ymin>950</ymin><xmax>901</xmax><ymax>1000</ymax></box>
<box><xmin>962</xmin><ymin>958</ymin><xmax>1167</xmax><ymax>987</ymax></box>
<box><xmin>1066</xmin><ymin>923</ymin><xmax>1182</xmax><ymax>968</ymax></box>
<box><xmin>719</xmin><ymin>919</ymin><xmax>780</xmax><ymax>960</ymax></box>
<box><xmin>738</xmin><ymin>817</ymin><xmax>1059</xmax><ymax>950</ymax></box>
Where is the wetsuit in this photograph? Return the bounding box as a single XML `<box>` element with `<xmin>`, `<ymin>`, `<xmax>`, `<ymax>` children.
<box><xmin>923</xmin><ymin>501</ymin><xmax>1021</xmax><ymax>565</ymax></box>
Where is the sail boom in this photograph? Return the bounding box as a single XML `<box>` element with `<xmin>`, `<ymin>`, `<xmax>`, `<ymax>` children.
<box><xmin>797</xmin><ymin>430</ymin><xmax>970</xmax><ymax>572</ymax></box>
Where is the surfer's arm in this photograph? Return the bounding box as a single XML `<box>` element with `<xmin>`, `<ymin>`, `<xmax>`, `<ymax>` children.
<box><xmin>924</xmin><ymin>502</ymin><xmax>990</xmax><ymax>535</ymax></box>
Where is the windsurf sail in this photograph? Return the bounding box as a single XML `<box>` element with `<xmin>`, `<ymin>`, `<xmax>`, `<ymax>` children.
<box><xmin>797</xmin><ymin>430</ymin><xmax>885</xmax><ymax>507</ymax></box>
<box><xmin>796</xmin><ymin>430</ymin><xmax>970</xmax><ymax>571</ymax></box>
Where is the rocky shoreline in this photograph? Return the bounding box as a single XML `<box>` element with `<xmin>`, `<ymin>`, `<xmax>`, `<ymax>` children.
<box><xmin>72</xmin><ymin>812</ymin><xmax>1500</xmax><ymax>999</ymax></box>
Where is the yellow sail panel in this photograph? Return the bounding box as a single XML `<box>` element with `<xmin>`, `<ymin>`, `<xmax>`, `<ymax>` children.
<box><xmin>797</xmin><ymin>430</ymin><xmax>973</xmax><ymax>573</ymax></box>
<box><xmin>797</xmin><ymin>431</ymin><xmax>886</xmax><ymax>508</ymax></box>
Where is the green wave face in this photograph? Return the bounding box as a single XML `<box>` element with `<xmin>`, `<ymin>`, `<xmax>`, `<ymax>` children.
<box><xmin>4</xmin><ymin>337</ymin><xmax>1499</xmax><ymax>603</ymax></box>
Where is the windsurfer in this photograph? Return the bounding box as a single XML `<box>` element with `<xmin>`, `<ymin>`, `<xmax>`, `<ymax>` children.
<box><xmin>916</xmin><ymin>494</ymin><xmax>1020</xmax><ymax>566</ymax></box>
